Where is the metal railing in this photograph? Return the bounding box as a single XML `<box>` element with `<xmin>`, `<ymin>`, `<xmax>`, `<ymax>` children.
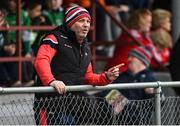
<box><xmin>1</xmin><ymin>81</ymin><xmax>180</xmax><ymax>125</ymax></box>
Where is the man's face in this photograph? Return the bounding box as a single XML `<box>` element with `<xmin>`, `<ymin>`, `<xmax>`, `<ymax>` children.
<box><xmin>70</xmin><ymin>17</ymin><xmax>91</xmax><ymax>41</ymax></box>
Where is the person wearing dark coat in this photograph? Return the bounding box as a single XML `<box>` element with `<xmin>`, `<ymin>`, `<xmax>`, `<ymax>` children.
<box><xmin>97</xmin><ymin>46</ymin><xmax>156</xmax><ymax>125</ymax></box>
<box><xmin>169</xmin><ymin>36</ymin><xmax>180</xmax><ymax>95</ymax></box>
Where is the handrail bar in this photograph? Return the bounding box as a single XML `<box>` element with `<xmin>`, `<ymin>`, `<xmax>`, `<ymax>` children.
<box><xmin>0</xmin><ymin>81</ymin><xmax>180</xmax><ymax>94</ymax></box>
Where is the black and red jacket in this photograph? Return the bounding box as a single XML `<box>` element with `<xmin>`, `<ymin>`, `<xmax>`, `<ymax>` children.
<box><xmin>34</xmin><ymin>24</ymin><xmax>110</xmax><ymax>88</ymax></box>
<box><xmin>34</xmin><ymin>24</ymin><xmax>111</xmax><ymax>125</ymax></box>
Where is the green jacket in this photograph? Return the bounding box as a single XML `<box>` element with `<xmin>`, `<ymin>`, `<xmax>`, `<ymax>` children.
<box><xmin>42</xmin><ymin>7</ymin><xmax>64</xmax><ymax>26</ymax></box>
<box><xmin>6</xmin><ymin>9</ymin><xmax>32</xmax><ymax>55</ymax></box>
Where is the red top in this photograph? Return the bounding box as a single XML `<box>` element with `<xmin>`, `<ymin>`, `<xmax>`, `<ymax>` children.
<box><xmin>34</xmin><ymin>34</ymin><xmax>111</xmax><ymax>86</ymax></box>
<box><xmin>106</xmin><ymin>29</ymin><xmax>170</xmax><ymax>71</ymax></box>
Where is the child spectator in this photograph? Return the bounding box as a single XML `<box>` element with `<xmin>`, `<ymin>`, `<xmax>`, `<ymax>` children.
<box><xmin>151</xmin><ymin>9</ymin><xmax>172</xmax><ymax>69</ymax></box>
<box><xmin>3</xmin><ymin>0</ymin><xmax>34</xmax><ymax>86</ymax></box>
<box><xmin>113</xmin><ymin>46</ymin><xmax>155</xmax><ymax>125</ymax></box>
<box><xmin>5</xmin><ymin>0</ymin><xmax>32</xmax><ymax>57</ymax></box>
<box><xmin>150</xmin><ymin>29</ymin><xmax>172</xmax><ymax>68</ymax></box>
<box><xmin>43</xmin><ymin>0</ymin><xmax>64</xmax><ymax>26</ymax></box>
<box><xmin>27</xmin><ymin>1</ymin><xmax>51</xmax><ymax>55</ymax></box>
<box><xmin>97</xmin><ymin>46</ymin><xmax>155</xmax><ymax>125</ymax></box>
<box><xmin>114</xmin><ymin>46</ymin><xmax>155</xmax><ymax>99</ymax></box>
<box><xmin>0</xmin><ymin>7</ymin><xmax>20</xmax><ymax>86</ymax></box>
<box><xmin>6</xmin><ymin>0</ymin><xmax>31</xmax><ymax>57</ymax></box>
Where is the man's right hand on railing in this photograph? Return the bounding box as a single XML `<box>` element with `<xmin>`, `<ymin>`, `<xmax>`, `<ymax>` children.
<box><xmin>50</xmin><ymin>80</ymin><xmax>66</xmax><ymax>94</ymax></box>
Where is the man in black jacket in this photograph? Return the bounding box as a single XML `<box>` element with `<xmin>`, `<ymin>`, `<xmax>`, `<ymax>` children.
<box><xmin>34</xmin><ymin>5</ymin><xmax>124</xmax><ymax>125</ymax></box>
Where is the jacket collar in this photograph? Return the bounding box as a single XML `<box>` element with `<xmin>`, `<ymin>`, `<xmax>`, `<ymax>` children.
<box><xmin>59</xmin><ymin>24</ymin><xmax>88</xmax><ymax>46</ymax></box>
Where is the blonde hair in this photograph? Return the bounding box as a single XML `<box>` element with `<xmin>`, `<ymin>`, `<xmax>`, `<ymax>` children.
<box><xmin>127</xmin><ymin>9</ymin><xmax>151</xmax><ymax>30</ymax></box>
<box><xmin>151</xmin><ymin>29</ymin><xmax>172</xmax><ymax>49</ymax></box>
<box><xmin>152</xmin><ymin>9</ymin><xmax>171</xmax><ymax>30</ymax></box>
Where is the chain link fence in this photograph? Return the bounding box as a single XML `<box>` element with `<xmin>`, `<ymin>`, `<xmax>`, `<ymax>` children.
<box><xmin>0</xmin><ymin>93</ymin><xmax>180</xmax><ymax>125</ymax></box>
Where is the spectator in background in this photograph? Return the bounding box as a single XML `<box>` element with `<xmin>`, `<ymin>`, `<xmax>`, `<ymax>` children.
<box><xmin>150</xmin><ymin>29</ymin><xmax>172</xmax><ymax>68</ymax></box>
<box><xmin>34</xmin><ymin>6</ymin><xmax>124</xmax><ymax>125</ymax></box>
<box><xmin>106</xmin><ymin>9</ymin><xmax>152</xmax><ymax>72</ymax></box>
<box><xmin>151</xmin><ymin>9</ymin><xmax>171</xmax><ymax>32</ymax></box>
<box><xmin>106</xmin><ymin>8</ymin><xmax>170</xmax><ymax>72</ymax></box>
<box><xmin>0</xmin><ymin>7</ymin><xmax>8</xmax><ymax>48</ymax></box>
<box><xmin>114</xmin><ymin>46</ymin><xmax>155</xmax><ymax>99</ymax></box>
<box><xmin>150</xmin><ymin>9</ymin><xmax>172</xmax><ymax>69</ymax></box>
<box><xmin>0</xmin><ymin>7</ymin><xmax>19</xmax><ymax>87</ymax></box>
<box><xmin>97</xmin><ymin>46</ymin><xmax>155</xmax><ymax>125</ymax></box>
<box><xmin>43</xmin><ymin>0</ymin><xmax>64</xmax><ymax>26</ymax></box>
<box><xmin>113</xmin><ymin>46</ymin><xmax>155</xmax><ymax>125</ymax></box>
<box><xmin>4</xmin><ymin>0</ymin><xmax>34</xmax><ymax>86</ymax></box>
<box><xmin>5</xmin><ymin>0</ymin><xmax>32</xmax><ymax>57</ymax></box>
<box><xmin>27</xmin><ymin>1</ymin><xmax>51</xmax><ymax>55</ymax></box>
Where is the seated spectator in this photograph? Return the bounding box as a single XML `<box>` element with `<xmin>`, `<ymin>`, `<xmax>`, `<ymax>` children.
<box><xmin>43</xmin><ymin>0</ymin><xmax>64</xmax><ymax>26</ymax></box>
<box><xmin>0</xmin><ymin>7</ymin><xmax>19</xmax><ymax>86</ymax></box>
<box><xmin>27</xmin><ymin>1</ymin><xmax>51</xmax><ymax>55</ymax></box>
<box><xmin>113</xmin><ymin>46</ymin><xmax>155</xmax><ymax>125</ymax></box>
<box><xmin>97</xmin><ymin>46</ymin><xmax>155</xmax><ymax>125</ymax></box>
<box><xmin>113</xmin><ymin>46</ymin><xmax>155</xmax><ymax>99</ymax></box>
<box><xmin>3</xmin><ymin>0</ymin><xmax>34</xmax><ymax>86</ymax></box>
<box><xmin>106</xmin><ymin>8</ymin><xmax>170</xmax><ymax>72</ymax></box>
<box><xmin>0</xmin><ymin>41</ymin><xmax>19</xmax><ymax>87</ymax></box>
<box><xmin>151</xmin><ymin>9</ymin><xmax>171</xmax><ymax>32</ymax></box>
<box><xmin>150</xmin><ymin>9</ymin><xmax>172</xmax><ymax>69</ymax></box>
<box><xmin>150</xmin><ymin>29</ymin><xmax>172</xmax><ymax>68</ymax></box>
<box><xmin>106</xmin><ymin>9</ymin><xmax>153</xmax><ymax>72</ymax></box>
<box><xmin>27</xmin><ymin>1</ymin><xmax>50</xmax><ymax>26</ymax></box>
<box><xmin>5</xmin><ymin>0</ymin><xmax>32</xmax><ymax>57</ymax></box>
<box><xmin>0</xmin><ymin>7</ymin><xmax>8</xmax><ymax>48</ymax></box>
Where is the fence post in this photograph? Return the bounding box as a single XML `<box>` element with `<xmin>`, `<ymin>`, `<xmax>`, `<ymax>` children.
<box><xmin>154</xmin><ymin>81</ymin><xmax>161</xmax><ymax>125</ymax></box>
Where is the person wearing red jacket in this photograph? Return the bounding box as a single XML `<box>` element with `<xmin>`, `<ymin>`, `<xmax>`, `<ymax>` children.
<box><xmin>150</xmin><ymin>9</ymin><xmax>172</xmax><ymax>69</ymax></box>
<box><xmin>34</xmin><ymin>5</ymin><xmax>124</xmax><ymax>125</ymax></box>
<box><xmin>106</xmin><ymin>9</ymin><xmax>152</xmax><ymax>72</ymax></box>
<box><xmin>106</xmin><ymin>9</ymin><xmax>169</xmax><ymax>72</ymax></box>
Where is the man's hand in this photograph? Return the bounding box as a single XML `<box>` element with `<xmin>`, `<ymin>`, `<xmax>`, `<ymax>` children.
<box><xmin>145</xmin><ymin>88</ymin><xmax>154</xmax><ymax>94</ymax></box>
<box><xmin>106</xmin><ymin>63</ymin><xmax>125</xmax><ymax>81</ymax></box>
<box><xmin>50</xmin><ymin>80</ymin><xmax>66</xmax><ymax>94</ymax></box>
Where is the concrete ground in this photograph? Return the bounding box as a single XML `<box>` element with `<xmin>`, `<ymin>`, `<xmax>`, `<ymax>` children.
<box><xmin>0</xmin><ymin>93</ymin><xmax>35</xmax><ymax>125</ymax></box>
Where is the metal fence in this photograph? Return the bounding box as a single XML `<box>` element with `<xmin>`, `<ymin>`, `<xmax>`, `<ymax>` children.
<box><xmin>0</xmin><ymin>81</ymin><xmax>180</xmax><ymax>125</ymax></box>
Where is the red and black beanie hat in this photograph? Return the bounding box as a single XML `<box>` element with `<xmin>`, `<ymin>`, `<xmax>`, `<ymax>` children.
<box><xmin>64</xmin><ymin>6</ymin><xmax>91</xmax><ymax>27</ymax></box>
